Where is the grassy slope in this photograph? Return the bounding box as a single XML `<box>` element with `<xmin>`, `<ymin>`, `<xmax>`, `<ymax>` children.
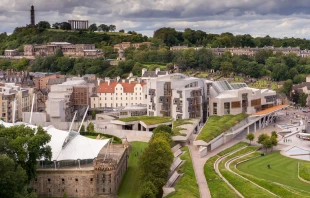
<box><xmin>118</xmin><ymin>142</ymin><xmax>148</xmax><ymax>198</ymax></box>
<box><xmin>203</xmin><ymin>142</ymin><xmax>248</xmax><ymax>198</ymax></box>
<box><xmin>118</xmin><ymin>116</ymin><xmax>171</xmax><ymax>125</ymax></box>
<box><xmin>233</xmin><ymin>152</ymin><xmax>310</xmax><ymax>198</ymax></box>
<box><xmin>166</xmin><ymin>147</ymin><xmax>199</xmax><ymax>198</ymax></box>
<box><xmin>196</xmin><ymin>113</ymin><xmax>248</xmax><ymax>142</ymax></box>
<box><xmin>219</xmin><ymin>146</ymin><xmax>276</xmax><ymax>198</ymax></box>
<box><xmin>300</xmin><ymin>162</ymin><xmax>310</xmax><ymax>181</ymax></box>
<box><xmin>238</xmin><ymin>151</ymin><xmax>310</xmax><ymax>194</ymax></box>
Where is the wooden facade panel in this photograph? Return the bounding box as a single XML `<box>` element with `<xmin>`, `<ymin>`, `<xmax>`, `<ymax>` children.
<box><xmin>231</xmin><ymin>101</ymin><xmax>241</xmax><ymax>108</ymax></box>
<box><xmin>251</xmin><ymin>99</ymin><xmax>261</xmax><ymax>106</ymax></box>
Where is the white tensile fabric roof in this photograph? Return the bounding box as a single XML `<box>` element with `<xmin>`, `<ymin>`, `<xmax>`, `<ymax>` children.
<box><xmin>0</xmin><ymin>121</ymin><xmax>110</xmax><ymax>161</ymax></box>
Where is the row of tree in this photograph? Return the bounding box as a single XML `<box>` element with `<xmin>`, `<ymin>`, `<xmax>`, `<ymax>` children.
<box><xmin>138</xmin><ymin>125</ymin><xmax>174</xmax><ymax>197</ymax></box>
<box><xmin>153</xmin><ymin>27</ymin><xmax>310</xmax><ymax>49</ymax></box>
<box><xmin>246</xmin><ymin>131</ymin><xmax>278</xmax><ymax>152</ymax></box>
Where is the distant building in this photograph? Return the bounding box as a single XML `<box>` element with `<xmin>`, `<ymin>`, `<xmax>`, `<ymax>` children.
<box><xmin>141</xmin><ymin>68</ymin><xmax>169</xmax><ymax>80</ymax></box>
<box><xmin>4</xmin><ymin>50</ymin><xmax>19</xmax><ymax>56</ymax></box>
<box><xmin>46</xmin><ymin>78</ymin><xmax>95</xmax><ymax>122</ymax></box>
<box><xmin>68</xmin><ymin>20</ymin><xmax>89</xmax><ymax>30</ymax></box>
<box><xmin>113</xmin><ymin>42</ymin><xmax>151</xmax><ymax>50</ymax></box>
<box><xmin>24</xmin><ymin>42</ymin><xmax>104</xmax><ymax>58</ymax></box>
<box><xmin>0</xmin><ymin>83</ymin><xmax>35</xmax><ymax>122</ymax></box>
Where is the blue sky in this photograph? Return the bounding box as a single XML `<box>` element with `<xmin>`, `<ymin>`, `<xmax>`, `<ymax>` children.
<box><xmin>1</xmin><ymin>0</ymin><xmax>310</xmax><ymax>38</ymax></box>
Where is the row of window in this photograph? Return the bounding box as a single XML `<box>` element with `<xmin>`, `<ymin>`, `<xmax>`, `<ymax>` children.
<box><xmin>98</xmin><ymin>97</ymin><xmax>143</xmax><ymax>101</ymax></box>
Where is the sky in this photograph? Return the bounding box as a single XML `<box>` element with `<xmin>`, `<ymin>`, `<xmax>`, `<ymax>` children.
<box><xmin>1</xmin><ymin>0</ymin><xmax>310</xmax><ymax>38</ymax></box>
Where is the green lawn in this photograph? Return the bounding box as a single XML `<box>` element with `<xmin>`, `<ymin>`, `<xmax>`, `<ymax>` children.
<box><xmin>172</xmin><ymin>119</ymin><xmax>193</xmax><ymax>136</ymax></box>
<box><xmin>118</xmin><ymin>116</ymin><xmax>171</xmax><ymax>125</ymax></box>
<box><xmin>166</xmin><ymin>147</ymin><xmax>199</xmax><ymax>198</ymax></box>
<box><xmin>118</xmin><ymin>142</ymin><xmax>148</xmax><ymax>198</ymax></box>
<box><xmin>218</xmin><ymin>146</ymin><xmax>276</xmax><ymax>198</ymax></box>
<box><xmin>196</xmin><ymin>113</ymin><xmax>248</xmax><ymax>142</ymax></box>
<box><xmin>300</xmin><ymin>162</ymin><xmax>310</xmax><ymax>181</ymax></box>
<box><xmin>238</xmin><ymin>151</ymin><xmax>310</xmax><ymax>194</ymax></box>
<box><xmin>232</xmin><ymin>153</ymin><xmax>310</xmax><ymax>197</ymax></box>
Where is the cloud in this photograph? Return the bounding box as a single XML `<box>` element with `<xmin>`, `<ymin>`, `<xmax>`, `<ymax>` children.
<box><xmin>1</xmin><ymin>0</ymin><xmax>310</xmax><ymax>39</ymax></box>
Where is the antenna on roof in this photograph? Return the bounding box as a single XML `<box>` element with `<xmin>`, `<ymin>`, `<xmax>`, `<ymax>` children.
<box><xmin>62</xmin><ymin>111</ymin><xmax>78</xmax><ymax>148</ymax></box>
<box><xmin>78</xmin><ymin>106</ymin><xmax>89</xmax><ymax>133</ymax></box>
<box><xmin>29</xmin><ymin>94</ymin><xmax>35</xmax><ymax>124</ymax></box>
<box><xmin>68</xmin><ymin>111</ymin><xmax>77</xmax><ymax>133</ymax></box>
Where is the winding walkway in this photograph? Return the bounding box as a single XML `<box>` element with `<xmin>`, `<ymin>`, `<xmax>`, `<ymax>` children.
<box><xmin>214</xmin><ymin>146</ymin><xmax>246</xmax><ymax>198</ymax></box>
<box><xmin>188</xmin><ymin>134</ymin><xmax>243</xmax><ymax>198</ymax></box>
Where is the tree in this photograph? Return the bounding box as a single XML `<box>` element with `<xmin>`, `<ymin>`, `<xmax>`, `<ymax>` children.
<box><xmin>299</xmin><ymin>92</ymin><xmax>308</xmax><ymax>107</ymax></box>
<box><xmin>140</xmin><ymin>180</ymin><xmax>157</xmax><ymax>198</ymax></box>
<box><xmin>88</xmin><ymin>23</ymin><xmax>98</xmax><ymax>32</ymax></box>
<box><xmin>98</xmin><ymin>24</ymin><xmax>109</xmax><ymax>32</ymax></box>
<box><xmin>55</xmin><ymin>49</ymin><xmax>64</xmax><ymax>57</ymax></box>
<box><xmin>257</xmin><ymin>133</ymin><xmax>269</xmax><ymax>147</ymax></box>
<box><xmin>59</xmin><ymin>22</ymin><xmax>71</xmax><ymax>30</ymax></box>
<box><xmin>52</xmin><ymin>22</ymin><xmax>60</xmax><ymax>29</ymax></box>
<box><xmin>246</xmin><ymin>133</ymin><xmax>255</xmax><ymax>145</ymax></box>
<box><xmin>109</xmin><ymin>24</ymin><xmax>116</xmax><ymax>32</ymax></box>
<box><xmin>37</xmin><ymin>21</ymin><xmax>51</xmax><ymax>29</ymax></box>
<box><xmin>281</xmin><ymin>79</ymin><xmax>293</xmax><ymax>98</ymax></box>
<box><xmin>139</xmin><ymin>137</ymin><xmax>173</xmax><ymax>197</ymax></box>
<box><xmin>270</xmin><ymin>136</ymin><xmax>278</xmax><ymax>151</ymax></box>
<box><xmin>153</xmin><ymin>125</ymin><xmax>172</xmax><ymax>135</ymax></box>
<box><xmin>220</xmin><ymin>62</ymin><xmax>233</xmax><ymax>77</ymax></box>
<box><xmin>262</xmin><ymin>137</ymin><xmax>272</xmax><ymax>153</ymax></box>
<box><xmin>0</xmin><ymin>125</ymin><xmax>52</xmax><ymax>181</ymax></box>
<box><xmin>119</xmin><ymin>29</ymin><xmax>125</xmax><ymax>33</ymax></box>
<box><xmin>92</xmin><ymin>110</ymin><xmax>97</xmax><ymax>119</ymax></box>
<box><xmin>87</xmin><ymin>122</ymin><xmax>95</xmax><ymax>132</ymax></box>
<box><xmin>0</xmin><ymin>155</ymin><xmax>36</xmax><ymax>198</ymax></box>
<box><xmin>271</xmin><ymin>131</ymin><xmax>278</xmax><ymax>139</ymax></box>
<box><xmin>80</xmin><ymin>125</ymin><xmax>85</xmax><ymax>132</ymax></box>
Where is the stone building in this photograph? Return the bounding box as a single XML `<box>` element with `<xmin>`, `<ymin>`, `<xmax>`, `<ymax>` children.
<box><xmin>113</xmin><ymin>42</ymin><xmax>151</xmax><ymax>50</ymax></box>
<box><xmin>0</xmin><ymin>120</ymin><xmax>130</xmax><ymax>198</ymax></box>
<box><xmin>68</xmin><ymin>20</ymin><xmax>89</xmax><ymax>30</ymax></box>
<box><xmin>4</xmin><ymin>49</ymin><xmax>19</xmax><ymax>56</ymax></box>
<box><xmin>24</xmin><ymin>42</ymin><xmax>104</xmax><ymax>58</ymax></box>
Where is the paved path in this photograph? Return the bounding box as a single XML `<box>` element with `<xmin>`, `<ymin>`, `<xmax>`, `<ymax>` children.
<box><xmin>188</xmin><ymin>134</ymin><xmax>243</xmax><ymax>198</ymax></box>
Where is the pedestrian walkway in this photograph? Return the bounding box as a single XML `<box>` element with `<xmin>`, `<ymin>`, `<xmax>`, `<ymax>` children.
<box><xmin>188</xmin><ymin>134</ymin><xmax>243</xmax><ymax>198</ymax></box>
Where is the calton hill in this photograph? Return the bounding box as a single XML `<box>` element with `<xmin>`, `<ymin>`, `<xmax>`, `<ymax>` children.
<box><xmin>1</xmin><ymin>24</ymin><xmax>310</xmax><ymax>96</ymax></box>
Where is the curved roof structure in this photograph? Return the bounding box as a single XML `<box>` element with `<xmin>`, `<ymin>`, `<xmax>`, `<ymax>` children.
<box><xmin>0</xmin><ymin>121</ymin><xmax>110</xmax><ymax>161</ymax></box>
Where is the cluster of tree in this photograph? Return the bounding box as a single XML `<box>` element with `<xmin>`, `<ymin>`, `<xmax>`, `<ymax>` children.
<box><xmin>0</xmin><ymin>125</ymin><xmax>52</xmax><ymax>198</ymax></box>
<box><xmin>257</xmin><ymin>132</ymin><xmax>278</xmax><ymax>153</ymax></box>
<box><xmin>138</xmin><ymin>125</ymin><xmax>173</xmax><ymax>198</ymax></box>
<box><xmin>153</xmin><ymin>27</ymin><xmax>310</xmax><ymax>49</ymax></box>
<box><xmin>52</xmin><ymin>22</ymin><xmax>72</xmax><ymax>30</ymax></box>
<box><xmin>96</xmin><ymin>24</ymin><xmax>116</xmax><ymax>32</ymax></box>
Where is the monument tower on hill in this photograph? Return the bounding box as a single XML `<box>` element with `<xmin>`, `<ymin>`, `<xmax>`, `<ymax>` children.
<box><xmin>30</xmin><ymin>5</ymin><xmax>35</xmax><ymax>26</ymax></box>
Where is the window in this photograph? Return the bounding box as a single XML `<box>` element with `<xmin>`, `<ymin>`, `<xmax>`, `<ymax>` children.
<box><xmin>90</xmin><ymin>178</ymin><xmax>93</xmax><ymax>182</ymax></box>
<box><xmin>224</xmin><ymin>102</ymin><xmax>230</xmax><ymax>114</ymax></box>
<box><xmin>75</xmin><ymin>178</ymin><xmax>78</xmax><ymax>182</ymax></box>
<box><xmin>213</xmin><ymin>103</ymin><xmax>217</xmax><ymax>115</ymax></box>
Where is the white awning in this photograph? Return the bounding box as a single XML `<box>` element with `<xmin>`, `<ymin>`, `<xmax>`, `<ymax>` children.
<box><xmin>0</xmin><ymin>121</ymin><xmax>110</xmax><ymax>161</ymax></box>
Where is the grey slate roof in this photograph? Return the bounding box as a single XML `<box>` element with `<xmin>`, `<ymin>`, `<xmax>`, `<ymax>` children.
<box><xmin>142</xmin><ymin>71</ymin><xmax>157</xmax><ymax>77</ymax></box>
<box><xmin>47</xmin><ymin>78</ymin><xmax>66</xmax><ymax>85</ymax></box>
